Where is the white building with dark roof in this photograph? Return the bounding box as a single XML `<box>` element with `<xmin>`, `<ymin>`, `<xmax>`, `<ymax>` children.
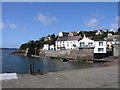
<box><xmin>68</xmin><ymin>32</ymin><xmax>78</xmax><ymax>37</ymax></box>
<box><xmin>94</xmin><ymin>39</ymin><xmax>107</xmax><ymax>59</ymax></box>
<box><xmin>55</xmin><ymin>36</ymin><xmax>81</xmax><ymax>50</ymax></box>
<box><xmin>79</xmin><ymin>35</ymin><xmax>94</xmax><ymax>49</ymax></box>
<box><xmin>58</xmin><ymin>32</ymin><xmax>69</xmax><ymax>37</ymax></box>
<box><xmin>43</xmin><ymin>44</ymin><xmax>49</xmax><ymax>50</ymax></box>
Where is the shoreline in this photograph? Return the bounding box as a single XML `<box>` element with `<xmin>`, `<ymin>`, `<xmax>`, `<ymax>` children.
<box><xmin>2</xmin><ymin>64</ymin><xmax>118</xmax><ymax>88</ymax></box>
<box><xmin>14</xmin><ymin>50</ymin><xmax>119</xmax><ymax>62</ymax></box>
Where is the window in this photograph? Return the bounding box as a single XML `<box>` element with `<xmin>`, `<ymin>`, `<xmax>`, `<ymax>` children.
<box><xmin>73</xmin><ymin>44</ymin><xmax>76</xmax><ymax>47</ymax></box>
<box><xmin>99</xmin><ymin>42</ymin><xmax>103</xmax><ymax>46</ymax></box>
<box><xmin>88</xmin><ymin>42</ymin><xmax>93</xmax><ymax>46</ymax></box>
<box><xmin>80</xmin><ymin>42</ymin><xmax>85</xmax><ymax>47</ymax></box>
<box><xmin>98</xmin><ymin>48</ymin><xmax>104</xmax><ymax>52</ymax></box>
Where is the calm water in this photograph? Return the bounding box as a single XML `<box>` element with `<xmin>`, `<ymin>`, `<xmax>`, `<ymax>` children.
<box><xmin>1</xmin><ymin>49</ymin><xmax>106</xmax><ymax>74</ymax></box>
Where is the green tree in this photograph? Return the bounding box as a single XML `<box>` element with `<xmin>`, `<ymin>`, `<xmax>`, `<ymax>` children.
<box><xmin>50</xmin><ymin>34</ymin><xmax>55</xmax><ymax>39</ymax></box>
<box><xmin>20</xmin><ymin>43</ymin><xmax>28</xmax><ymax>50</ymax></box>
<box><xmin>39</xmin><ymin>37</ymin><xmax>45</xmax><ymax>41</ymax></box>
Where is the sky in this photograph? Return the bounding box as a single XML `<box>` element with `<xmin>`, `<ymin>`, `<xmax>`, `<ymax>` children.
<box><xmin>1</xmin><ymin>2</ymin><xmax>119</xmax><ymax>48</ymax></box>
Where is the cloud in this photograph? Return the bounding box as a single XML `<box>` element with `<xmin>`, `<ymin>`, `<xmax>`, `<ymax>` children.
<box><xmin>85</xmin><ymin>18</ymin><xmax>99</xmax><ymax>28</ymax></box>
<box><xmin>8</xmin><ymin>23</ymin><xmax>16</xmax><ymax>29</ymax></box>
<box><xmin>90</xmin><ymin>12</ymin><xmax>105</xmax><ymax>19</ymax></box>
<box><xmin>110</xmin><ymin>23</ymin><xmax>118</xmax><ymax>30</ymax></box>
<box><xmin>109</xmin><ymin>16</ymin><xmax>119</xmax><ymax>31</ymax></box>
<box><xmin>37</xmin><ymin>13</ymin><xmax>58</xmax><ymax>25</ymax></box>
<box><xmin>0</xmin><ymin>22</ymin><xmax>16</xmax><ymax>30</ymax></box>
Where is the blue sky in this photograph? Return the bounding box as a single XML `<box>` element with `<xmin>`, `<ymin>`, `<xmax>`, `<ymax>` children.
<box><xmin>1</xmin><ymin>2</ymin><xmax>118</xmax><ymax>48</ymax></box>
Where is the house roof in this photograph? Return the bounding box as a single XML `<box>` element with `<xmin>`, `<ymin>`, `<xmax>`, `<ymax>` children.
<box><xmin>106</xmin><ymin>35</ymin><xmax>120</xmax><ymax>41</ymax></box>
<box><xmin>56</xmin><ymin>37</ymin><xmax>67</xmax><ymax>41</ymax></box>
<box><xmin>56</xmin><ymin>36</ymin><xmax>82</xmax><ymax>41</ymax></box>
<box><xmin>68</xmin><ymin>32</ymin><xmax>78</xmax><ymax>36</ymax></box>
<box><xmin>115</xmin><ymin>36</ymin><xmax>120</xmax><ymax>41</ymax></box>
<box><xmin>61</xmin><ymin>32</ymin><xmax>69</xmax><ymax>34</ymax></box>
<box><xmin>94</xmin><ymin>39</ymin><xmax>106</xmax><ymax>41</ymax></box>
<box><xmin>67</xmin><ymin>36</ymin><xmax>82</xmax><ymax>41</ymax></box>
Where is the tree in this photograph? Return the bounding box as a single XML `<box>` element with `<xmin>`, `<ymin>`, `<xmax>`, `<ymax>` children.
<box><xmin>20</xmin><ymin>43</ymin><xmax>28</xmax><ymax>50</ymax></box>
<box><xmin>27</xmin><ymin>40</ymin><xmax>36</xmax><ymax>48</ymax></box>
<box><xmin>39</xmin><ymin>37</ymin><xmax>45</xmax><ymax>41</ymax></box>
<box><xmin>50</xmin><ymin>34</ymin><xmax>55</xmax><ymax>39</ymax></box>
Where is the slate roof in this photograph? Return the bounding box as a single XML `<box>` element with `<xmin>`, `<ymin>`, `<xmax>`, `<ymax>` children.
<box><xmin>56</xmin><ymin>36</ymin><xmax>82</xmax><ymax>41</ymax></box>
<box><xmin>115</xmin><ymin>36</ymin><xmax>120</xmax><ymax>41</ymax></box>
<box><xmin>106</xmin><ymin>35</ymin><xmax>120</xmax><ymax>41</ymax></box>
<box><xmin>94</xmin><ymin>39</ymin><xmax>106</xmax><ymax>41</ymax></box>
<box><xmin>56</xmin><ymin>37</ymin><xmax>67</xmax><ymax>41</ymax></box>
<box><xmin>68</xmin><ymin>32</ymin><xmax>78</xmax><ymax>36</ymax></box>
<box><xmin>61</xmin><ymin>32</ymin><xmax>69</xmax><ymax>35</ymax></box>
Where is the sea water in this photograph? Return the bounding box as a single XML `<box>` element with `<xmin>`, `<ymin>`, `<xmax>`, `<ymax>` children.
<box><xmin>1</xmin><ymin>49</ymin><xmax>105</xmax><ymax>74</ymax></box>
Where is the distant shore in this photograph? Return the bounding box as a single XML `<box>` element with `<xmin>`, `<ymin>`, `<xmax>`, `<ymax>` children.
<box><xmin>0</xmin><ymin>48</ymin><xmax>19</xmax><ymax>50</ymax></box>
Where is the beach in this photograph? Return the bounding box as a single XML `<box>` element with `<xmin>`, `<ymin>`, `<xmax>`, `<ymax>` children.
<box><xmin>2</xmin><ymin>58</ymin><xmax>119</xmax><ymax>88</ymax></box>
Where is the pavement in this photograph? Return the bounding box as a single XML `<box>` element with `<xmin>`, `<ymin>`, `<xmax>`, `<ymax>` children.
<box><xmin>2</xmin><ymin>64</ymin><xmax>119</xmax><ymax>88</ymax></box>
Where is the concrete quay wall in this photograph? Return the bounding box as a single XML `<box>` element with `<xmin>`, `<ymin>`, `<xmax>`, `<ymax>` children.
<box><xmin>39</xmin><ymin>49</ymin><xmax>94</xmax><ymax>60</ymax></box>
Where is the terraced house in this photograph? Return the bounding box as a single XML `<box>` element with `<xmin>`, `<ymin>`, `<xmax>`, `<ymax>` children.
<box><xmin>55</xmin><ymin>36</ymin><xmax>81</xmax><ymax>50</ymax></box>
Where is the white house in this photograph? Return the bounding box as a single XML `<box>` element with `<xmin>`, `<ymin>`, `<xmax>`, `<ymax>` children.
<box><xmin>58</xmin><ymin>32</ymin><xmax>69</xmax><ymax>37</ymax></box>
<box><xmin>55</xmin><ymin>36</ymin><xmax>81</xmax><ymax>50</ymax></box>
<box><xmin>43</xmin><ymin>44</ymin><xmax>55</xmax><ymax>50</ymax></box>
<box><xmin>50</xmin><ymin>45</ymin><xmax>55</xmax><ymax>50</ymax></box>
<box><xmin>94</xmin><ymin>40</ymin><xmax>106</xmax><ymax>53</ymax></box>
<box><xmin>79</xmin><ymin>35</ymin><xmax>94</xmax><ymax>48</ymax></box>
<box><xmin>68</xmin><ymin>32</ymin><xmax>78</xmax><ymax>37</ymax></box>
<box><xmin>43</xmin><ymin>44</ymin><xmax>49</xmax><ymax>50</ymax></box>
<box><xmin>94</xmin><ymin>39</ymin><xmax>107</xmax><ymax>59</ymax></box>
<box><xmin>55</xmin><ymin>37</ymin><xmax>66</xmax><ymax>50</ymax></box>
<box><xmin>65</xmin><ymin>36</ymin><xmax>81</xmax><ymax>50</ymax></box>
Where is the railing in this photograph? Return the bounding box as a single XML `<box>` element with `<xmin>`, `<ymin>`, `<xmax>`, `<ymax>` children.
<box><xmin>79</xmin><ymin>45</ymin><xmax>95</xmax><ymax>49</ymax></box>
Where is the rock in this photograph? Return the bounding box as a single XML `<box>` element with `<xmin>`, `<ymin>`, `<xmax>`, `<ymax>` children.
<box><xmin>25</xmin><ymin>48</ymin><xmax>35</xmax><ymax>57</ymax></box>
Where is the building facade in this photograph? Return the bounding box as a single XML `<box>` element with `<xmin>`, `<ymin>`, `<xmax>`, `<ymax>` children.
<box><xmin>68</xmin><ymin>32</ymin><xmax>78</xmax><ymax>37</ymax></box>
<box><xmin>79</xmin><ymin>35</ymin><xmax>94</xmax><ymax>49</ymax></box>
<box><xmin>58</xmin><ymin>32</ymin><xmax>69</xmax><ymax>37</ymax></box>
<box><xmin>50</xmin><ymin>45</ymin><xmax>55</xmax><ymax>50</ymax></box>
<box><xmin>43</xmin><ymin>44</ymin><xmax>55</xmax><ymax>50</ymax></box>
<box><xmin>43</xmin><ymin>44</ymin><xmax>49</xmax><ymax>50</ymax></box>
<box><xmin>55</xmin><ymin>36</ymin><xmax>81</xmax><ymax>50</ymax></box>
<box><xmin>94</xmin><ymin>40</ymin><xmax>107</xmax><ymax>59</ymax></box>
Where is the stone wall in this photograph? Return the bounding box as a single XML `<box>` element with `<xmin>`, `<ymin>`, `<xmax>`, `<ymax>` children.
<box><xmin>39</xmin><ymin>49</ymin><xmax>94</xmax><ymax>60</ymax></box>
